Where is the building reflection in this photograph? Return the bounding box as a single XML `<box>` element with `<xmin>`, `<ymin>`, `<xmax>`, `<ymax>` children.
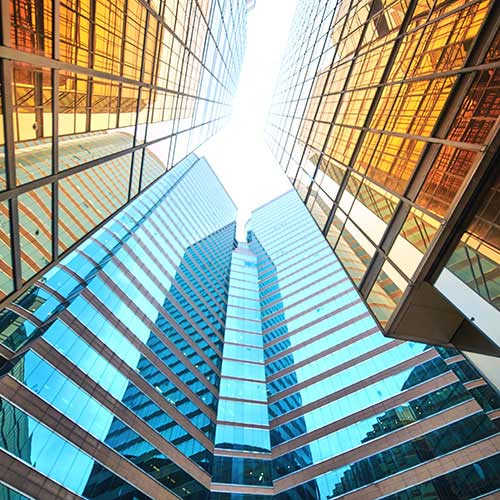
<box><xmin>82</xmin><ymin>230</ymin><xmax>234</xmax><ymax>500</ymax></box>
<box><xmin>1</xmin><ymin>0</ymin><xmax>242</xmax><ymax>306</ymax></box>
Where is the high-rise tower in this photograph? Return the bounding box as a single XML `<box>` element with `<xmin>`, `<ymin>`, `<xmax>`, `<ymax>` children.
<box><xmin>267</xmin><ymin>0</ymin><xmax>500</xmax><ymax>385</ymax></box>
<box><xmin>243</xmin><ymin>189</ymin><xmax>500</xmax><ymax>499</ymax></box>
<box><xmin>0</xmin><ymin>154</ymin><xmax>499</xmax><ymax>498</ymax></box>
<box><xmin>0</xmin><ymin>0</ymin><xmax>249</xmax><ymax>305</ymax></box>
<box><xmin>0</xmin><ymin>153</ymin><xmax>238</xmax><ymax>498</ymax></box>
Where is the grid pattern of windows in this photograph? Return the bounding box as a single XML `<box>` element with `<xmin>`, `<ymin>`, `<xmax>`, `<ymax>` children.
<box><xmin>0</xmin><ymin>154</ymin><xmax>238</xmax><ymax>499</ymax></box>
<box><xmin>266</xmin><ymin>0</ymin><xmax>500</xmax><ymax>350</ymax></box>
<box><xmin>245</xmin><ymin>190</ymin><xmax>500</xmax><ymax>499</ymax></box>
<box><xmin>0</xmin><ymin>157</ymin><xmax>498</xmax><ymax>498</ymax></box>
<box><xmin>0</xmin><ymin>0</ymin><xmax>248</xmax><ymax>305</ymax></box>
<box><xmin>212</xmin><ymin>243</ymin><xmax>273</xmax><ymax>489</ymax></box>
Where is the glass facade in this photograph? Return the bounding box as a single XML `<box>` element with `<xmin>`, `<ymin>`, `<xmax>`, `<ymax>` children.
<box><xmin>0</xmin><ymin>153</ymin><xmax>237</xmax><ymax>499</ymax></box>
<box><xmin>0</xmin><ymin>0</ymin><xmax>248</xmax><ymax>303</ymax></box>
<box><xmin>215</xmin><ymin>244</ymin><xmax>270</xmax><ymax>455</ymax></box>
<box><xmin>0</xmin><ymin>156</ymin><xmax>498</xmax><ymax>498</ymax></box>
<box><xmin>267</xmin><ymin>0</ymin><xmax>500</xmax><ymax>382</ymax></box>
<box><xmin>0</xmin><ymin>1</ymin><xmax>498</xmax><ymax>491</ymax></box>
<box><xmin>241</xmin><ymin>190</ymin><xmax>499</xmax><ymax>499</ymax></box>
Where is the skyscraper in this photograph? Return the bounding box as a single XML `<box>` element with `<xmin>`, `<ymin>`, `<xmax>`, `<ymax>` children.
<box><xmin>267</xmin><ymin>0</ymin><xmax>500</xmax><ymax>385</ymax></box>
<box><xmin>0</xmin><ymin>1</ymin><xmax>498</xmax><ymax>498</ymax></box>
<box><xmin>0</xmin><ymin>153</ymin><xmax>238</xmax><ymax>498</ymax></box>
<box><xmin>0</xmin><ymin>153</ymin><xmax>498</xmax><ymax>499</ymax></box>
<box><xmin>244</xmin><ymin>189</ymin><xmax>500</xmax><ymax>499</ymax></box>
<box><xmin>0</xmin><ymin>0</ymin><xmax>249</xmax><ymax>304</ymax></box>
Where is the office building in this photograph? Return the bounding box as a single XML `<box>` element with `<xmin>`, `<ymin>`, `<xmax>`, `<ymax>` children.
<box><xmin>0</xmin><ymin>153</ymin><xmax>498</xmax><ymax>498</ymax></box>
<box><xmin>243</xmin><ymin>189</ymin><xmax>499</xmax><ymax>499</ymax></box>
<box><xmin>267</xmin><ymin>0</ymin><xmax>500</xmax><ymax>384</ymax></box>
<box><xmin>0</xmin><ymin>153</ymin><xmax>238</xmax><ymax>498</ymax></box>
<box><xmin>0</xmin><ymin>0</ymin><xmax>248</xmax><ymax>305</ymax></box>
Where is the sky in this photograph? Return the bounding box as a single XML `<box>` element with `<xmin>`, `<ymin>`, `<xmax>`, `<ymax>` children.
<box><xmin>198</xmin><ymin>0</ymin><xmax>298</xmax><ymax>239</ymax></box>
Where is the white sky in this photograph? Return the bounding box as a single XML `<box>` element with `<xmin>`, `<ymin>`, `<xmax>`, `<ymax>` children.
<box><xmin>198</xmin><ymin>0</ymin><xmax>298</xmax><ymax>239</ymax></box>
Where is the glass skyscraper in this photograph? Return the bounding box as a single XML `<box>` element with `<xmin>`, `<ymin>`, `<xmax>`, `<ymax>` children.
<box><xmin>0</xmin><ymin>0</ymin><xmax>248</xmax><ymax>303</ymax></box>
<box><xmin>0</xmin><ymin>152</ymin><xmax>498</xmax><ymax>498</ymax></box>
<box><xmin>0</xmin><ymin>1</ymin><xmax>499</xmax><ymax>499</ymax></box>
<box><xmin>243</xmin><ymin>189</ymin><xmax>500</xmax><ymax>499</ymax></box>
<box><xmin>267</xmin><ymin>0</ymin><xmax>500</xmax><ymax>385</ymax></box>
<box><xmin>0</xmin><ymin>153</ymin><xmax>238</xmax><ymax>498</ymax></box>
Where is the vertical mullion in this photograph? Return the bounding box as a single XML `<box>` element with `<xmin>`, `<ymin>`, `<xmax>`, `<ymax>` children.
<box><xmin>0</xmin><ymin>0</ymin><xmax>11</xmax><ymax>48</ymax></box>
<box><xmin>2</xmin><ymin>59</ymin><xmax>21</xmax><ymax>290</ymax></box>
<box><xmin>86</xmin><ymin>0</ymin><xmax>96</xmax><ymax>132</ymax></box>
<box><xmin>116</xmin><ymin>0</ymin><xmax>128</xmax><ymax>131</ymax></box>
<box><xmin>168</xmin><ymin>0</ymin><xmax>185</xmax><ymax>169</ymax></box>
<box><xmin>136</xmin><ymin>9</ymin><xmax>151</xmax><ymax>194</ymax></box>
<box><xmin>51</xmin><ymin>0</ymin><xmax>60</xmax><ymax>259</ymax></box>
<box><xmin>51</xmin><ymin>68</ymin><xmax>59</xmax><ymax>259</ymax></box>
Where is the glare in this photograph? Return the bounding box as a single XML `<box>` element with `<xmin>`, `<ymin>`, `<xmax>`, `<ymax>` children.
<box><xmin>198</xmin><ymin>0</ymin><xmax>298</xmax><ymax>240</ymax></box>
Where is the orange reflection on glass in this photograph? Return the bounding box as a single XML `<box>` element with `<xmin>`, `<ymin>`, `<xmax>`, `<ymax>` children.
<box><xmin>12</xmin><ymin>62</ymin><xmax>52</xmax><ymax>143</ymax></box>
<box><xmin>18</xmin><ymin>185</ymin><xmax>52</xmax><ymax>281</ymax></box>
<box><xmin>0</xmin><ymin>85</ymin><xmax>5</xmax><ymax>191</ymax></box>
<box><xmin>335</xmin><ymin>218</ymin><xmax>376</xmax><ymax>285</ymax></box>
<box><xmin>58</xmin><ymin>153</ymin><xmax>132</xmax><ymax>250</ymax></box>
<box><xmin>361</xmin><ymin>133</ymin><xmax>425</xmax><ymax>194</ymax></box>
<box><xmin>10</xmin><ymin>0</ymin><xmax>53</xmax><ymax>57</ymax></box>
<box><xmin>400</xmin><ymin>207</ymin><xmax>440</xmax><ymax>254</ymax></box>
<box><xmin>446</xmin><ymin>171</ymin><xmax>499</xmax><ymax>310</ymax></box>
<box><xmin>60</xmin><ymin>0</ymin><xmax>91</xmax><ymax>66</ymax></box>
<box><xmin>367</xmin><ymin>261</ymin><xmax>407</xmax><ymax>326</ymax></box>
<box><xmin>0</xmin><ymin>201</ymin><xmax>13</xmax><ymax>299</ymax></box>
<box><xmin>417</xmin><ymin>146</ymin><xmax>477</xmax><ymax>217</ymax></box>
<box><xmin>12</xmin><ymin>62</ymin><xmax>53</xmax><ymax>185</ymax></box>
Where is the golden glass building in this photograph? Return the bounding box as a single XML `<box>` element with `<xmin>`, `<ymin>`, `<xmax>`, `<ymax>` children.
<box><xmin>0</xmin><ymin>0</ymin><xmax>248</xmax><ymax>305</ymax></box>
<box><xmin>268</xmin><ymin>0</ymin><xmax>500</xmax><ymax>385</ymax></box>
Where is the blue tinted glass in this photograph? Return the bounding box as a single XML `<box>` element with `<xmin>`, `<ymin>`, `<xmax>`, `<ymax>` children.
<box><xmin>0</xmin><ymin>309</ymin><xmax>38</xmax><ymax>351</ymax></box>
<box><xmin>220</xmin><ymin>378</ymin><xmax>267</xmax><ymax>402</ymax></box>
<box><xmin>221</xmin><ymin>359</ymin><xmax>265</xmax><ymax>381</ymax></box>
<box><xmin>215</xmin><ymin>424</ymin><xmax>271</xmax><ymax>452</ymax></box>
<box><xmin>224</xmin><ymin>343</ymin><xmax>264</xmax><ymax>363</ymax></box>
<box><xmin>0</xmin><ymin>397</ymin><xmax>145</xmax><ymax>497</ymax></box>
<box><xmin>225</xmin><ymin>329</ymin><xmax>263</xmax><ymax>347</ymax></box>
<box><xmin>217</xmin><ymin>400</ymin><xmax>269</xmax><ymax>425</ymax></box>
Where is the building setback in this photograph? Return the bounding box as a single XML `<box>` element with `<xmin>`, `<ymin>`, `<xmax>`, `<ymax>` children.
<box><xmin>267</xmin><ymin>0</ymin><xmax>500</xmax><ymax>386</ymax></box>
<box><xmin>0</xmin><ymin>154</ymin><xmax>498</xmax><ymax>499</ymax></box>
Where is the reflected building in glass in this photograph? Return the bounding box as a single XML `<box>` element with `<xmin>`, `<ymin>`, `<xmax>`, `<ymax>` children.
<box><xmin>267</xmin><ymin>0</ymin><xmax>500</xmax><ymax>386</ymax></box>
<box><xmin>0</xmin><ymin>0</ymin><xmax>249</xmax><ymax>305</ymax></box>
<box><xmin>0</xmin><ymin>154</ymin><xmax>498</xmax><ymax>498</ymax></box>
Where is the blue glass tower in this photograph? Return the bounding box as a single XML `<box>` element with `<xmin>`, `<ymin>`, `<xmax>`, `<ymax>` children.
<box><xmin>243</xmin><ymin>190</ymin><xmax>500</xmax><ymax>499</ymax></box>
<box><xmin>0</xmin><ymin>161</ymin><xmax>498</xmax><ymax>499</ymax></box>
<box><xmin>0</xmin><ymin>154</ymin><xmax>237</xmax><ymax>499</ymax></box>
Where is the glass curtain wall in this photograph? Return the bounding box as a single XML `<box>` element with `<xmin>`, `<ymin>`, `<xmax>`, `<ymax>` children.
<box><xmin>0</xmin><ymin>154</ymin><xmax>237</xmax><ymax>499</ymax></box>
<box><xmin>0</xmin><ymin>0</ymin><xmax>248</xmax><ymax>304</ymax></box>
<box><xmin>267</xmin><ymin>0</ymin><xmax>500</xmax><ymax>366</ymax></box>
<box><xmin>246</xmin><ymin>190</ymin><xmax>500</xmax><ymax>499</ymax></box>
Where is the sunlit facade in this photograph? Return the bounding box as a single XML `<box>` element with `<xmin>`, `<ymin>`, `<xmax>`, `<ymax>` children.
<box><xmin>267</xmin><ymin>0</ymin><xmax>500</xmax><ymax>384</ymax></box>
<box><xmin>0</xmin><ymin>0</ymin><xmax>248</xmax><ymax>304</ymax></box>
